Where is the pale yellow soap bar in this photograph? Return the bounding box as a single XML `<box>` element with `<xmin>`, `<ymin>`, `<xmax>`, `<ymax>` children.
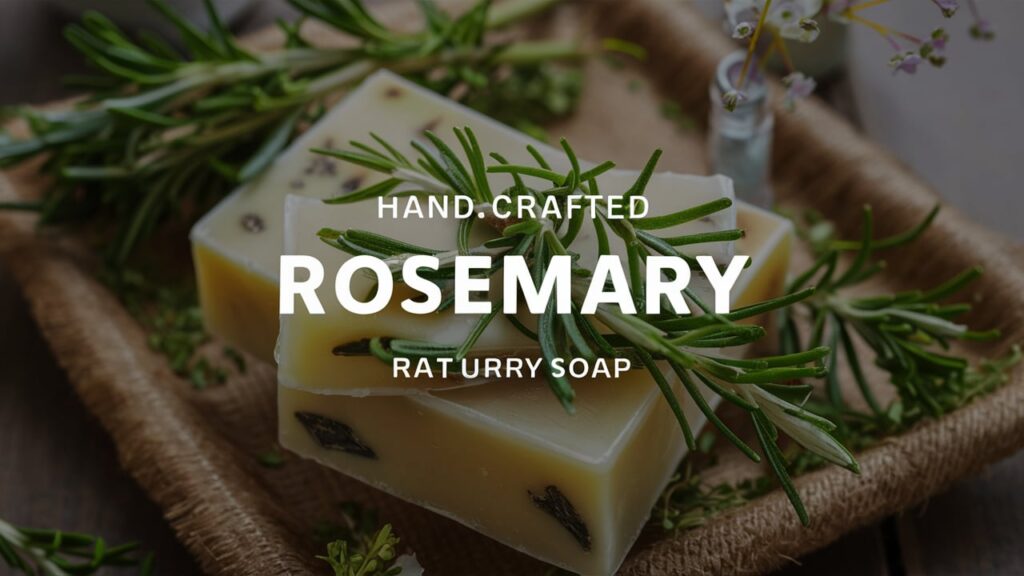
<box><xmin>279</xmin><ymin>206</ymin><xmax>792</xmax><ymax>576</ymax></box>
<box><xmin>190</xmin><ymin>70</ymin><xmax>735</xmax><ymax>364</ymax></box>
<box><xmin>280</xmin><ymin>368</ymin><xmax>702</xmax><ymax>576</ymax></box>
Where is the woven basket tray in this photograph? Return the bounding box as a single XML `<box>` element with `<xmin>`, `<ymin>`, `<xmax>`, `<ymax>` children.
<box><xmin>2</xmin><ymin>1</ymin><xmax>1022</xmax><ymax>574</ymax></box>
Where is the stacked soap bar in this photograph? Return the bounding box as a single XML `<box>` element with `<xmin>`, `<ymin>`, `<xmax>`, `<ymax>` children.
<box><xmin>279</xmin><ymin>205</ymin><xmax>791</xmax><ymax>575</ymax></box>
<box><xmin>190</xmin><ymin>70</ymin><xmax>736</xmax><ymax>365</ymax></box>
<box><xmin>189</xmin><ymin>70</ymin><xmax>794</xmax><ymax>575</ymax></box>
<box><xmin>281</xmin><ymin>364</ymin><xmax>698</xmax><ymax>574</ymax></box>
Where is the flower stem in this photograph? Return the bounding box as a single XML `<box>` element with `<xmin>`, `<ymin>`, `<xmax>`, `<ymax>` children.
<box><xmin>738</xmin><ymin>0</ymin><xmax>773</xmax><ymax>91</ymax></box>
<box><xmin>847</xmin><ymin>0</ymin><xmax>892</xmax><ymax>14</ymax></box>
<box><xmin>773</xmin><ymin>32</ymin><xmax>795</xmax><ymax>73</ymax></box>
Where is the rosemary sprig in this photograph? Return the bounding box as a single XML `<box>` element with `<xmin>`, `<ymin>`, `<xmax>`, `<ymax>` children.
<box><xmin>780</xmin><ymin>205</ymin><xmax>1001</xmax><ymax>419</ymax></box>
<box><xmin>315</xmin><ymin>503</ymin><xmax>412</xmax><ymax>576</ymax></box>
<box><xmin>780</xmin><ymin>199</ymin><xmax>1020</xmax><ymax>469</ymax></box>
<box><xmin>654</xmin><ymin>206</ymin><xmax>1016</xmax><ymax>533</ymax></box>
<box><xmin>0</xmin><ymin>0</ymin><xmax>581</xmax><ymax>264</ymax></box>
<box><xmin>319</xmin><ymin>524</ymin><xmax>403</xmax><ymax>576</ymax></box>
<box><xmin>313</xmin><ymin>128</ymin><xmax>859</xmax><ymax>524</ymax></box>
<box><xmin>0</xmin><ymin>517</ymin><xmax>153</xmax><ymax>576</ymax></box>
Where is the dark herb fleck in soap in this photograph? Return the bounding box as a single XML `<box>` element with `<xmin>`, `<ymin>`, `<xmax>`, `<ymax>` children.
<box><xmin>241</xmin><ymin>213</ymin><xmax>265</xmax><ymax>233</ymax></box>
<box><xmin>529</xmin><ymin>485</ymin><xmax>592</xmax><ymax>551</ymax></box>
<box><xmin>306</xmin><ymin>139</ymin><xmax>338</xmax><ymax>176</ymax></box>
<box><xmin>305</xmin><ymin>155</ymin><xmax>337</xmax><ymax>177</ymax></box>
<box><xmin>420</xmin><ymin>117</ymin><xmax>442</xmax><ymax>135</ymax></box>
<box><xmin>295</xmin><ymin>412</ymin><xmax>376</xmax><ymax>459</ymax></box>
<box><xmin>331</xmin><ymin>338</ymin><xmax>386</xmax><ymax>356</ymax></box>
<box><xmin>341</xmin><ymin>176</ymin><xmax>364</xmax><ymax>192</ymax></box>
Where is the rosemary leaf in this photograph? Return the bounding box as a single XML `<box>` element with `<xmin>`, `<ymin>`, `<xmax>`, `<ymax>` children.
<box><xmin>0</xmin><ymin>517</ymin><xmax>153</xmax><ymax>576</ymax></box>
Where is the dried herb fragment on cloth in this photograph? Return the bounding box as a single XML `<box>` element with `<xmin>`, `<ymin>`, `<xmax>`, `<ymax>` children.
<box><xmin>106</xmin><ymin>268</ymin><xmax>242</xmax><ymax>389</ymax></box>
<box><xmin>319</xmin><ymin>524</ymin><xmax>403</xmax><ymax>576</ymax></box>
<box><xmin>655</xmin><ymin>431</ymin><xmax>775</xmax><ymax>532</ymax></box>
<box><xmin>315</xmin><ymin>504</ymin><xmax>421</xmax><ymax>576</ymax></box>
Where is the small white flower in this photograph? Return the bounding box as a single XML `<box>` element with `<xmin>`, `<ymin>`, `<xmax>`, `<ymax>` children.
<box><xmin>932</xmin><ymin>0</ymin><xmax>959</xmax><ymax>18</ymax></box>
<box><xmin>724</xmin><ymin>0</ymin><xmax>824</xmax><ymax>43</ymax></box>
<box><xmin>724</xmin><ymin>0</ymin><xmax>762</xmax><ymax>29</ymax></box>
<box><xmin>733</xmin><ymin>21</ymin><xmax>755</xmax><ymax>40</ymax></box>
<box><xmin>721</xmin><ymin>89</ymin><xmax>747</xmax><ymax>112</ymax></box>
<box><xmin>889</xmin><ymin>51</ymin><xmax>923</xmax><ymax>74</ymax></box>
<box><xmin>783</xmin><ymin>72</ymin><xmax>817</xmax><ymax>108</ymax></box>
<box><xmin>789</xmin><ymin>17</ymin><xmax>821</xmax><ymax>42</ymax></box>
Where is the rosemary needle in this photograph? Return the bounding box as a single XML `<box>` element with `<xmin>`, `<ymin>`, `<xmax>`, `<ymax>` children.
<box><xmin>315</xmin><ymin>128</ymin><xmax>858</xmax><ymax>524</ymax></box>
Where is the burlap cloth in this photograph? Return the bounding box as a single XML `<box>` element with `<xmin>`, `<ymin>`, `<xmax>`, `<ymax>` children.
<box><xmin>2</xmin><ymin>0</ymin><xmax>1022</xmax><ymax>574</ymax></box>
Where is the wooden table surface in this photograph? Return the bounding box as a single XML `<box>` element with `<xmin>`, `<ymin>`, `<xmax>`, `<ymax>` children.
<box><xmin>1</xmin><ymin>1</ymin><xmax>1022</xmax><ymax>575</ymax></box>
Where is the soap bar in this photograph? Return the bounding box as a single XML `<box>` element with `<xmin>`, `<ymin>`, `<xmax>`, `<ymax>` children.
<box><xmin>279</xmin><ymin>164</ymin><xmax>735</xmax><ymax>395</ymax></box>
<box><xmin>279</xmin><ymin>206</ymin><xmax>793</xmax><ymax>576</ymax></box>
<box><xmin>190</xmin><ymin>70</ymin><xmax>734</xmax><ymax>364</ymax></box>
<box><xmin>280</xmin><ymin>367</ymin><xmax>702</xmax><ymax>576</ymax></box>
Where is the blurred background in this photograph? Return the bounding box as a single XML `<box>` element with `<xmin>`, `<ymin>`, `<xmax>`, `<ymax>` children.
<box><xmin>1</xmin><ymin>1</ymin><xmax>1021</xmax><ymax>575</ymax></box>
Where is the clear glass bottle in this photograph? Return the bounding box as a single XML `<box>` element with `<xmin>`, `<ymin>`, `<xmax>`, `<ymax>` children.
<box><xmin>708</xmin><ymin>51</ymin><xmax>774</xmax><ymax>209</ymax></box>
